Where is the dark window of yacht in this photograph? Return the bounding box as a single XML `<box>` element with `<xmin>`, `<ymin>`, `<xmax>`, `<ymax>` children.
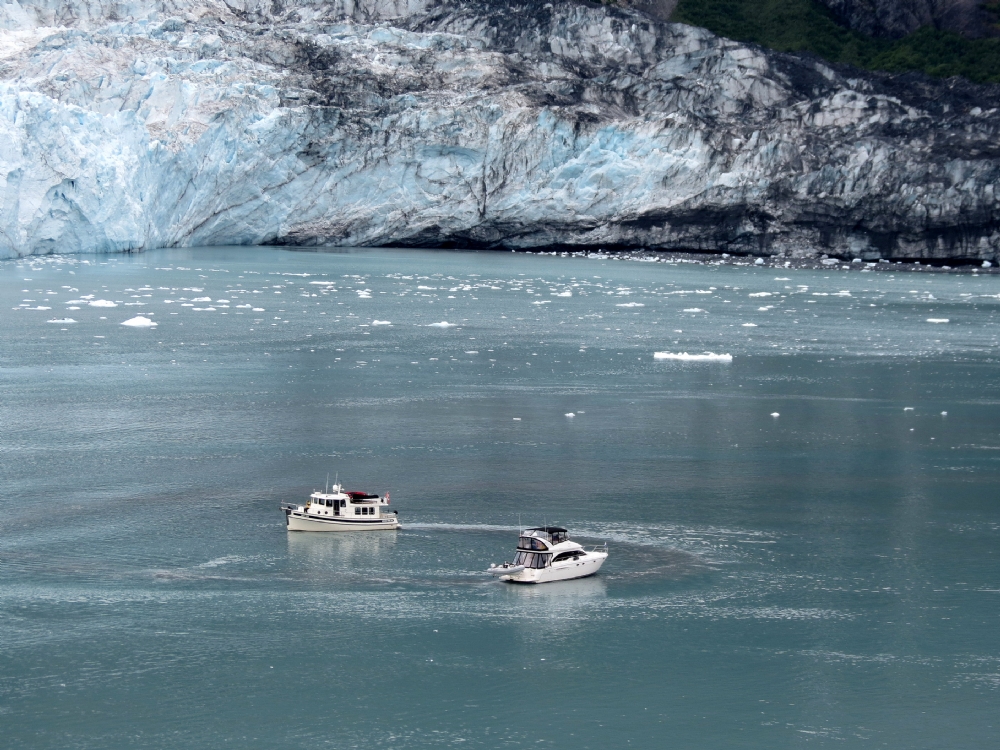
<box><xmin>553</xmin><ymin>551</ymin><xmax>577</xmax><ymax>562</ymax></box>
<box><xmin>354</xmin><ymin>507</ymin><xmax>360</xmax><ymax>515</ymax></box>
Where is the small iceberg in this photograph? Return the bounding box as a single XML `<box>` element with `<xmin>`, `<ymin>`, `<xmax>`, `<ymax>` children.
<box><xmin>565</xmin><ymin>412</ymin><xmax>575</xmax><ymax>418</ymax></box>
<box><xmin>372</xmin><ymin>320</ymin><xmax>392</xmax><ymax>326</ymax></box>
<box><xmin>121</xmin><ymin>316</ymin><xmax>157</xmax><ymax>327</ymax></box>
<box><xmin>654</xmin><ymin>352</ymin><xmax>733</xmax><ymax>362</ymax></box>
<box><xmin>89</xmin><ymin>299</ymin><xmax>117</xmax><ymax>307</ymax></box>
<box><xmin>427</xmin><ymin>321</ymin><xmax>456</xmax><ymax>328</ymax></box>
<box><xmin>742</xmin><ymin>323</ymin><xmax>758</xmax><ymax>327</ymax></box>
<box><xmin>47</xmin><ymin>318</ymin><xmax>76</xmax><ymax>324</ymax></box>
<box><xmin>682</xmin><ymin>308</ymin><xmax>705</xmax><ymax>313</ymax></box>
<box><xmin>926</xmin><ymin>318</ymin><xmax>949</xmax><ymax>323</ymax></box>
<box><xmin>771</xmin><ymin>412</ymin><xmax>780</xmax><ymax>418</ymax></box>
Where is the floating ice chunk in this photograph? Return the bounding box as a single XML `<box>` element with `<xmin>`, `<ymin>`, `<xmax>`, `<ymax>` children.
<box><xmin>427</xmin><ymin>321</ymin><xmax>456</xmax><ymax>328</ymax></box>
<box><xmin>821</xmin><ymin>258</ymin><xmax>839</xmax><ymax>265</ymax></box>
<box><xmin>757</xmin><ymin>306</ymin><xmax>774</xmax><ymax>311</ymax></box>
<box><xmin>236</xmin><ymin>304</ymin><xmax>251</xmax><ymax>308</ymax></box>
<box><xmin>565</xmin><ymin>412</ymin><xmax>575</xmax><ymax>418</ymax></box>
<box><xmin>47</xmin><ymin>318</ymin><xmax>76</xmax><ymax>324</ymax></box>
<box><xmin>683</xmin><ymin>308</ymin><xmax>705</xmax><ymax>313</ymax></box>
<box><xmin>654</xmin><ymin>352</ymin><xmax>733</xmax><ymax>362</ymax></box>
<box><xmin>191</xmin><ymin>297</ymin><xmax>212</xmax><ymax>302</ymax></box>
<box><xmin>771</xmin><ymin>412</ymin><xmax>780</xmax><ymax>418</ymax></box>
<box><xmin>904</xmin><ymin>407</ymin><xmax>914</xmax><ymax>411</ymax></box>
<box><xmin>755</xmin><ymin>258</ymin><xmax>765</xmax><ymax>265</ymax></box>
<box><xmin>513</xmin><ymin>417</ymin><xmax>521</xmax><ymax>421</ymax></box>
<box><xmin>24</xmin><ymin>306</ymin><xmax>52</xmax><ymax>310</ymax></box>
<box><xmin>465</xmin><ymin>350</ymin><xmax>478</xmax><ymax>354</ymax></box>
<box><xmin>984</xmin><ymin>261</ymin><xmax>993</xmax><ymax>268</ymax></box>
<box><xmin>532</xmin><ymin>300</ymin><xmax>551</xmax><ymax>305</ymax></box>
<box><xmin>309</xmin><ymin>281</ymin><xmax>336</xmax><ymax>285</ymax></box>
<box><xmin>252</xmin><ymin>308</ymin><xmax>265</xmax><ymax>312</ymax></box>
<box><xmin>372</xmin><ymin>320</ymin><xmax>391</xmax><ymax>326</ymax></box>
<box><xmin>89</xmin><ymin>300</ymin><xmax>117</xmax><ymax>307</ymax></box>
<box><xmin>748</xmin><ymin>292</ymin><xmax>772</xmax><ymax>297</ymax></box>
<box><xmin>554</xmin><ymin>291</ymin><xmax>572</xmax><ymax>297</ymax></box>
<box><xmin>926</xmin><ymin>318</ymin><xmax>949</xmax><ymax>323</ymax></box>
<box><xmin>741</xmin><ymin>323</ymin><xmax>757</xmax><ymax>327</ymax></box>
<box><xmin>357</xmin><ymin>291</ymin><xmax>372</xmax><ymax>298</ymax></box>
<box><xmin>774</xmin><ymin>277</ymin><xmax>791</xmax><ymax>281</ymax></box>
<box><xmin>417</xmin><ymin>286</ymin><xmax>436</xmax><ymax>290</ymax></box>
<box><xmin>941</xmin><ymin>411</ymin><xmax>948</xmax><ymax>416</ymax></box>
<box><xmin>616</xmin><ymin>302</ymin><xmax>645</xmax><ymax>307</ymax></box>
<box><xmin>216</xmin><ymin>300</ymin><xmax>230</xmax><ymax>304</ymax></box>
<box><xmin>121</xmin><ymin>316</ymin><xmax>157</xmax><ymax>327</ymax></box>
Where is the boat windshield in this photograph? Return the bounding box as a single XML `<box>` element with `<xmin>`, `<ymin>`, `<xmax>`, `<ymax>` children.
<box><xmin>513</xmin><ymin>551</ymin><xmax>550</xmax><ymax>569</ymax></box>
<box><xmin>519</xmin><ymin>536</ymin><xmax>548</xmax><ymax>551</ymax></box>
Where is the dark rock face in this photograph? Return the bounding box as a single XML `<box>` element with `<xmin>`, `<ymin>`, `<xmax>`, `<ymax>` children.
<box><xmin>1</xmin><ymin>0</ymin><xmax>1000</xmax><ymax>262</ymax></box>
<box><xmin>816</xmin><ymin>0</ymin><xmax>998</xmax><ymax>39</ymax></box>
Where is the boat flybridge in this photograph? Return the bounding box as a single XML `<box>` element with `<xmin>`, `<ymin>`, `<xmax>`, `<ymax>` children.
<box><xmin>281</xmin><ymin>482</ymin><xmax>399</xmax><ymax>532</ymax></box>
<box><xmin>488</xmin><ymin>527</ymin><xmax>607</xmax><ymax>583</ymax></box>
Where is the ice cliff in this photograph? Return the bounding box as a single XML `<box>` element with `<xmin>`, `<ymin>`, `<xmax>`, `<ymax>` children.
<box><xmin>2</xmin><ymin>0</ymin><xmax>1000</xmax><ymax>261</ymax></box>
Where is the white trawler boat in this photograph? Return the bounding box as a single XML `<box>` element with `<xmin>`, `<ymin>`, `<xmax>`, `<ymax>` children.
<box><xmin>488</xmin><ymin>527</ymin><xmax>607</xmax><ymax>583</ymax></box>
<box><xmin>281</xmin><ymin>481</ymin><xmax>399</xmax><ymax>532</ymax></box>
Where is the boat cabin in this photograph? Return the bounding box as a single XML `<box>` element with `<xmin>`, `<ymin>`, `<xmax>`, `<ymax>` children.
<box><xmin>513</xmin><ymin>527</ymin><xmax>573</xmax><ymax>569</ymax></box>
<box><xmin>305</xmin><ymin>486</ymin><xmax>386</xmax><ymax>518</ymax></box>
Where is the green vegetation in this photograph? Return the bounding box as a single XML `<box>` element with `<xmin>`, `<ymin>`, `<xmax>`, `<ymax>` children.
<box><xmin>671</xmin><ymin>0</ymin><xmax>1000</xmax><ymax>83</ymax></box>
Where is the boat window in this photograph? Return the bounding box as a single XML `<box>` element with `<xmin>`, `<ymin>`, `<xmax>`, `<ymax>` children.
<box><xmin>530</xmin><ymin>554</ymin><xmax>549</xmax><ymax>568</ymax></box>
<box><xmin>354</xmin><ymin>507</ymin><xmax>360</xmax><ymax>515</ymax></box>
<box><xmin>519</xmin><ymin>537</ymin><xmax>547</xmax><ymax>551</ymax></box>
<box><xmin>552</xmin><ymin>551</ymin><xmax>580</xmax><ymax>562</ymax></box>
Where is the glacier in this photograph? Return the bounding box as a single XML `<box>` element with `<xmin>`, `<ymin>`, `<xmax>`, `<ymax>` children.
<box><xmin>1</xmin><ymin>0</ymin><xmax>999</xmax><ymax>261</ymax></box>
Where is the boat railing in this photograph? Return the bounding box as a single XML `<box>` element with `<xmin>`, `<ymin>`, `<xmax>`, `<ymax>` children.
<box><xmin>589</xmin><ymin>542</ymin><xmax>608</xmax><ymax>553</ymax></box>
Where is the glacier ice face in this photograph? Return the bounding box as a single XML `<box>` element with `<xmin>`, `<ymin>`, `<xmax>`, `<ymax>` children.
<box><xmin>1</xmin><ymin>0</ymin><xmax>1000</xmax><ymax>261</ymax></box>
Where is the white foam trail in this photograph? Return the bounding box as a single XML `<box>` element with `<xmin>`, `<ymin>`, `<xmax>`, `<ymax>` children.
<box><xmin>654</xmin><ymin>352</ymin><xmax>733</xmax><ymax>362</ymax></box>
<box><xmin>121</xmin><ymin>316</ymin><xmax>157</xmax><ymax>327</ymax></box>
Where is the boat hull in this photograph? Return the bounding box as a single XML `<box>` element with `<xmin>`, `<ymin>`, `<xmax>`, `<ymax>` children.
<box><xmin>501</xmin><ymin>552</ymin><xmax>607</xmax><ymax>584</ymax></box>
<box><xmin>285</xmin><ymin>511</ymin><xmax>400</xmax><ymax>532</ymax></box>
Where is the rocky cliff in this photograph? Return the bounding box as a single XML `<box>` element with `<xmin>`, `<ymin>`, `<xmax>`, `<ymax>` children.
<box><xmin>2</xmin><ymin>0</ymin><xmax>1000</xmax><ymax>262</ymax></box>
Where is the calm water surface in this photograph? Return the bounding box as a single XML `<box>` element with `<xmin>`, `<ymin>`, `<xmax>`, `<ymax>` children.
<box><xmin>2</xmin><ymin>247</ymin><xmax>999</xmax><ymax>748</ymax></box>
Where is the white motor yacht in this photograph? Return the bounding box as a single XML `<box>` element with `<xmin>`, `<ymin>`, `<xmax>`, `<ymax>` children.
<box><xmin>281</xmin><ymin>483</ymin><xmax>400</xmax><ymax>532</ymax></box>
<box><xmin>488</xmin><ymin>526</ymin><xmax>607</xmax><ymax>583</ymax></box>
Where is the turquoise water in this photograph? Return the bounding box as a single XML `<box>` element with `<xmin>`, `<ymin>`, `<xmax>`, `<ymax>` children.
<box><xmin>2</xmin><ymin>247</ymin><xmax>999</xmax><ymax>748</ymax></box>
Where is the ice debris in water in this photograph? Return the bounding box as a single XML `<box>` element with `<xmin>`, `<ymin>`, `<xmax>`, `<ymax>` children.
<box><xmin>682</xmin><ymin>308</ymin><xmax>705</xmax><ymax>313</ymax></box>
<box><xmin>372</xmin><ymin>320</ymin><xmax>391</xmax><ymax>326</ymax></box>
<box><xmin>47</xmin><ymin>318</ymin><xmax>76</xmax><ymax>323</ymax></box>
<box><xmin>941</xmin><ymin>411</ymin><xmax>948</xmax><ymax>416</ymax></box>
<box><xmin>89</xmin><ymin>300</ymin><xmax>117</xmax><ymax>307</ymax></box>
<box><xmin>427</xmin><ymin>321</ymin><xmax>456</xmax><ymax>328</ymax></box>
<box><xmin>771</xmin><ymin>412</ymin><xmax>780</xmax><ymax>418</ymax></box>
<box><xmin>904</xmin><ymin>407</ymin><xmax>914</xmax><ymax>411</ymax></box>
<box><xmin>984</xmin><ymin>261</ymin><xmax>993</xmax><ymax>268</ymax></box>
<box><xmin>926</xmin><ymin>318</ymin><xmax>949</xmax><ymax>323</ymax></box>
<box><xmin>616</xmin><ymin>302</ymin><xmax>645</xmax><ymax>307</ymax></box>
<box><xmin>565</xmin><ymin>412</ymin><xmax>575</xmax><ymax>418</ymax></box>
<box><xmin>121</xmin><ymin>316</ymin><xmax>157</xmax><ymax>327</ymax></box>
<box><xmin>654</xmin><ymin>352</ymin><xmax>733</xmax><ymax>362</ymax></box>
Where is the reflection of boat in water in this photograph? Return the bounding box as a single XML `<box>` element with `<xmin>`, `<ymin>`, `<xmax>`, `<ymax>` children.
<box><xmin>281</xmin><ymin>482</ymin><xmax>399</xmax><ymax>532</ymax></box>
<box><xmin>488</xmin><ymin>526</ymin><xmax>607</xmax><ymax>584</ymax></box>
